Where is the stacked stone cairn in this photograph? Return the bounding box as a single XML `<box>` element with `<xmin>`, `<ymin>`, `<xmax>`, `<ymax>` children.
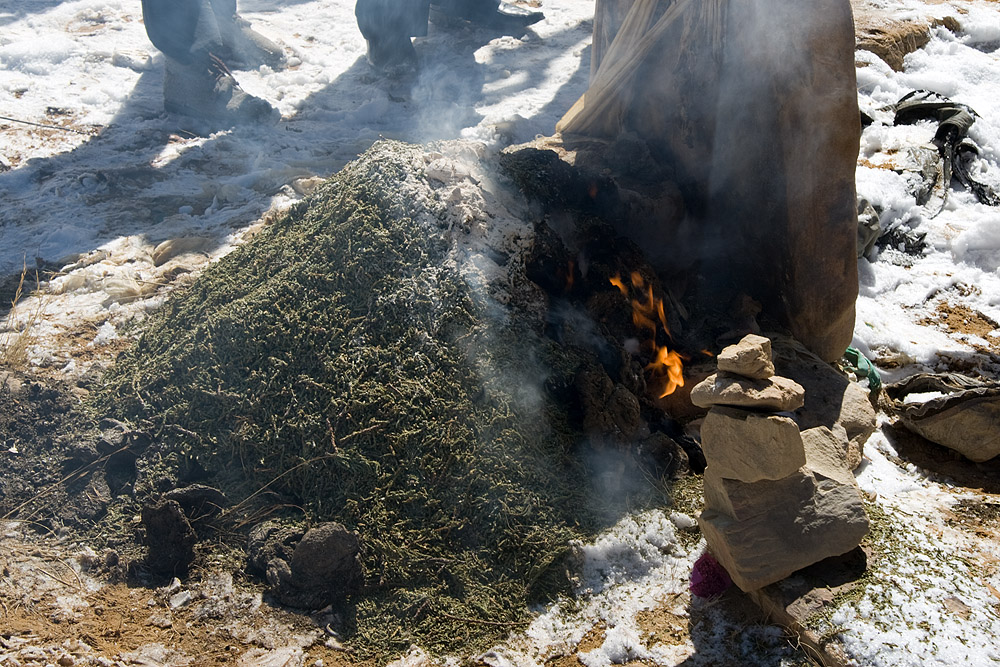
<box><xmin>690</xmin><ymin>334</ymin><xmax>870</xmax><ymax>591</ymax></box>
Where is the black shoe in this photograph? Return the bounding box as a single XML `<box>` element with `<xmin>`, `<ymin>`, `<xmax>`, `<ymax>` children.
<box><xmin>433</xmin><ymin>1</ymin><xmax>543</xmax><ymax>34</ymax></box>
<box><xmin>365</xmin><ymin>35</ymin><xmax>417</xmax><ymax>74</ymax></box>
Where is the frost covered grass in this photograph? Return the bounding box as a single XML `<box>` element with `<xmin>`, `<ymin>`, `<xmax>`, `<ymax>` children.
<box><xmin>828</xmin><ymin>512</ymin><xmax>1000</xmax><ymax>666</ymax></box>
<box><xmin>808</xmin><ymin>428</ymin><xmax>1000</xmax><ymax>666</ymax></box>
<box><xmin>808</xmin><ymin>490</ymin><xmax>1000</xmax><ymax>667</ymax></box>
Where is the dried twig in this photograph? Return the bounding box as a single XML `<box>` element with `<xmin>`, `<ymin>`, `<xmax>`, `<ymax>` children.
<box><xmin>0</xmin><ymin>114</ymin><xmax>93</xmax><ymax>135</ymax></box>
<box><xmin>34</xmin><ymin>566</ymin><xmax>80</xmax><ymax>591</ymax></box>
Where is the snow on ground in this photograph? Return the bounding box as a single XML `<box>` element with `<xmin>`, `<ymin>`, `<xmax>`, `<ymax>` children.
<box><xmin>0</xmin><ymin>0</ymin><xmax>594</xmax><ymax>375</ymax></box>
<box><xmin>853</xmin><ymin>0</ymin><xmax>1000</xmax><ymax>378</ymax></box>
<box><xmin>839</xmin><ymin>429</ymin><xmax>1000</xmax><ymax>666</ymax></box>
<box><xmin>3</xmin><ymin>0</ymin><xmax>1000</xmax><ymax>665</ymax></box>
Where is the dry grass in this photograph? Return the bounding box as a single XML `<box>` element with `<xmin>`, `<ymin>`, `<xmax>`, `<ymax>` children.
<box><xmin>0</xmin><ymin>260</ymin><xmax>42</xmax><ymax>369</ymax></box>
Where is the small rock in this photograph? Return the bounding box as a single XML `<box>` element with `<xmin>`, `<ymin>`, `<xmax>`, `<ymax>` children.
<box><xmin>169</xmin><ymin>590</ymin><xmax>194</xmax><ymax>610</ymax></box>
<box><xmin>716</xmin><ymin>334</ymin><xmax>775</xmax><ymax>379</ymax></box>
<box><xmin>147</xmin><ymin>610</ymin><xmax>173</xmax><ymax>628</ymax></box>
<box><xmin>801</xmin><ymin>425</ymin><xmax>861</xmax><ymax>481</ymax></box>
<box><xmin>62</xmin><ymin>639</ymin><xmax>91</xmax><ymax>655</ymax></box>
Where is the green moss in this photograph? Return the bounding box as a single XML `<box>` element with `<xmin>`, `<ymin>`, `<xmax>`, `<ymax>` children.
<box><xmin>87</xmin><ymin>141</ymin><xmax>608</xmax><ymax>660</ymax></box>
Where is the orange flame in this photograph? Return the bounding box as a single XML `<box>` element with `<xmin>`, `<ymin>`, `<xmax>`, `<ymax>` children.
<box><xmin>610</xmin><ymin>274</ymin><xmax>627</xmax><ymax>296</ymax></box>
<box><xmin>611</xmin><ymin>273</ymin><xmax>685</xmax><ymax>398</ymax></box>
<box><xmin>647</xmin><ymin>346</ymin><xmax>685</xmax><ymax>398</ymax></box>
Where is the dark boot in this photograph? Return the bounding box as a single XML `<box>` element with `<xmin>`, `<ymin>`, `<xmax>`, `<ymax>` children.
<box><xmin>432</xmin><ymin>0</ymin><xmax>543</xmax><ymax>33</ymax></box>
<box><xmin>163</xmin><ymin>56</ymin><xmax>279</xmax><ymax>126</ymax></box>
<box><xmin>364</xmin><ymin>33</ymin><xmax>418</xmax><ymax>72</ymax></box>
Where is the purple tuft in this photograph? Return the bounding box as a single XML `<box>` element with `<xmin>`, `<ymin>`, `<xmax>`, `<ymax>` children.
<box><xmin>689</xmin><ymin>551</ymin><xmax>733</xmax><ymax>598</ymax></box>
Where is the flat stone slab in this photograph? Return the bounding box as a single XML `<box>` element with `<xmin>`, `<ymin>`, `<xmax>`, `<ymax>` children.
<box><xmin>699</xmin><ymin>469</ymin><xmax>869</xmax><ymax>591</ymax></box>
<box><xmin>747</xmin><ymin>547</ymin><xmax>870</xmax><ymax>667</ymax></box>
<box><xmin>690</xmin><ymin>373</ymin><xmax>805</xmax><ymax>412</ymax></box>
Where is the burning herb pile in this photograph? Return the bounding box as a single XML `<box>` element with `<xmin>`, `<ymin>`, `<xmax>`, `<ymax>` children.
<box><xmin>87</xmin><ymin>141</ymin><xmax>606</xmax><ymax>659</ymax></box>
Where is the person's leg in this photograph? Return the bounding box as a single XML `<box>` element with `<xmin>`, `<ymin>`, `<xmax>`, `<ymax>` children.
<box><xmin>141</xmin><ymin>0</ymin><xmax>203</xmax><ymax>64</ymax></box>
<box><xmin>355</xmin><ymin>0</ymin><xmax>430</xmax><ymax>70</ymax></box>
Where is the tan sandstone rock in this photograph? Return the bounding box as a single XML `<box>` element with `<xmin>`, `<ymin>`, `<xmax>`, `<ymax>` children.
<box><xmin>699</xmin><ymin>468</ymin><xmax>869</xmax><ymax>591</ymax></box>
<box><xmin>701</xmin><ymin>407</ymin><xmax>805</xmax><ymax>483</ymax></box>
<box><xmin>690</xmin><ymin>373</ymin><xmax>805</xmax><ymax>412</ymax></box>
<box><xmin>772</xmin><ymin>335</ymin><xmax>876</xmax><ymax>468</ymax></box>
<box><xmin>717</xmin><ymin>334</ymin><xmax>775</xmax><ymax>380</ymax></box>
<box><xmin>802</xmin><ymin>424</ymin><xmax>864</xmax><ymax>476</ymax></box>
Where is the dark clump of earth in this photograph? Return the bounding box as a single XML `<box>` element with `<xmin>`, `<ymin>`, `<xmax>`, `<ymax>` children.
<box><xmin>0</xmin><ymin>375</ymin><xmax>102</xmax><ymax>531</ymax></box>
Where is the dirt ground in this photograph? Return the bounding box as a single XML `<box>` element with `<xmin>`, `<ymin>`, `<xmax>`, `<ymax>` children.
<box><xmin>1</xmin><ymin>524</ymin><xmax>366</xmax><ymax>667</ymax></box>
